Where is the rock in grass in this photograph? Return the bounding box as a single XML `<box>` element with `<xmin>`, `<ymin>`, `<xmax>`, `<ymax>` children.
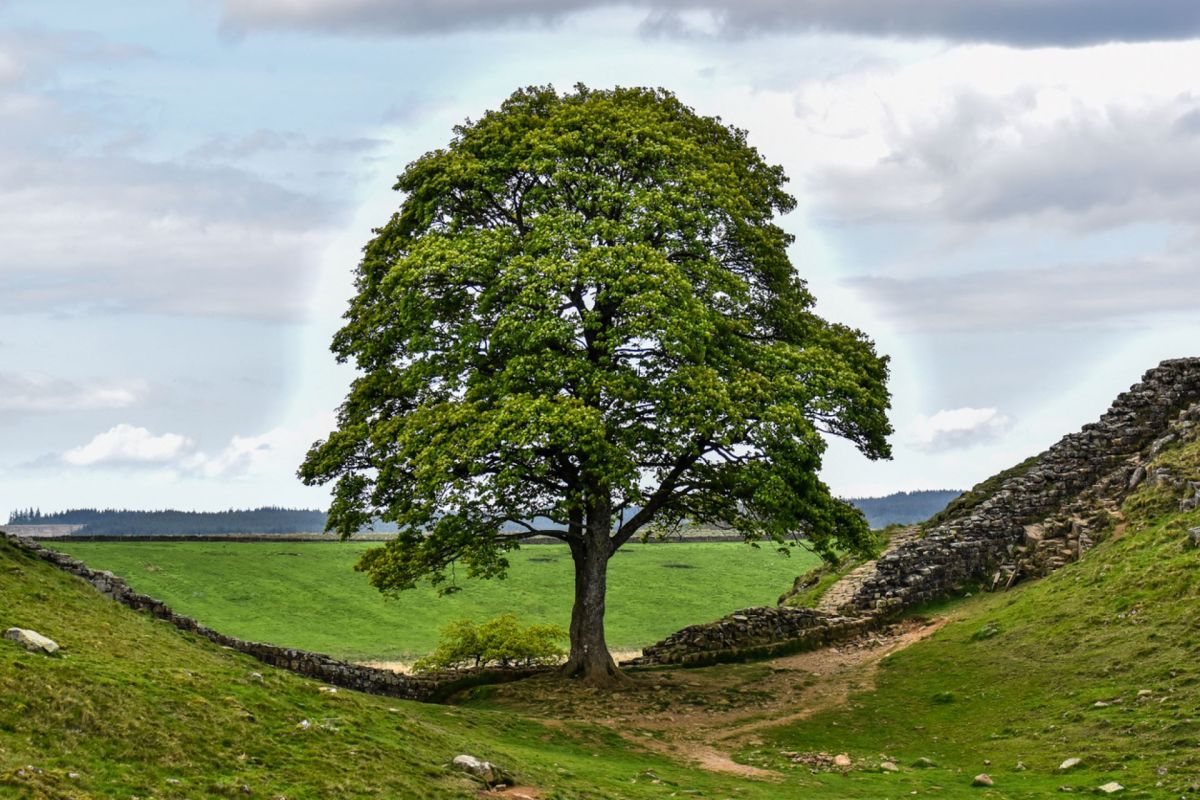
<box><xmin>451</xmin><ymin>754</ymin><xmax>512</xmax><ymax>787</ymax></box>
<box><xmin>833</xmin><ymin>753</ymin><xmax>852</xmax><ymax>768</ymax></box>
<box><xmin>1059</xmin><ymin>757</ymin><xmax>1083</xmax><ymax>771</ymax></box>
<box><xmin>912</xmin><ymin>757</ymin><xmax>937</xmax><ymax>769</ymax></box>
<box><xmin>973</xmin><ymin>773</ymin><xmax>994</xmax><ymax>787</ymax></box>
<box><xmin>3</xmin><ymin>628</ymin><xmax>59</xmax><ymax>654</ymax></box>
<box><xmin>1186</xmin><ymin>527</ymin><xmax>1200</xmax><ymax>549</ymax></box>
<box><xmin>1096</xmin><ymin>782</ymin><xmax>1124</xmax><ymax>794</ymax></box>
<box><xmin>880</xmin><ymin>761</ymin><xmax>899</xmax><ymax>772</ymax></box>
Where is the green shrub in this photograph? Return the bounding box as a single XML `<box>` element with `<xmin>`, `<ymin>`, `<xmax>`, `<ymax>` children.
<box><xmin>412</xmin><ymin>614</ymin><xmax>566</xmax><ymax>672</ymax></box>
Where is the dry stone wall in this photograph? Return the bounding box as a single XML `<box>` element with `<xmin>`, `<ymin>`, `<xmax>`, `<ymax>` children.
<box><xmin>3</xmin><ymin>524</ymin><xmax>85</xmax><ymax>538</ymax></box>
<box><xmin>846</xmin><ymin>357</ymin><xmax>1200</xmax><ymax>614</ymax></box>
<box><xmin>2</xmin><ymin>532</ymin><xmax>545</xmax><ymax>702</ymax></box>
<box><xmin>625</xmin><ymin>606</ymin><xmax>869</xmax><ymax>666</ymax></box>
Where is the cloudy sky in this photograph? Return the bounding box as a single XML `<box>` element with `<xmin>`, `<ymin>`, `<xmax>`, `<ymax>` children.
<box><xmin>3</xmin><ymin>1</ymin><xmax>1199</xmax><ymax>519</ymax></box>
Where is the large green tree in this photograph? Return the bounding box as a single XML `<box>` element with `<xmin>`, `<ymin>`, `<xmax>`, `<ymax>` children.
<box><xmin>301</xmin><ymin>85</ymin><xmax>892</xmax><ymax>685</ymax></box>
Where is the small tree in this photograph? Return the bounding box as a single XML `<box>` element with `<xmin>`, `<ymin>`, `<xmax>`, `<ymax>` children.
<box><xmin>300</xmin><ymin>85</ymin><xmax>892</xmax><ymax>686</ymax></box>
<box><xmin>413</xmin><ymin>615</ymin><xmax>567</xmax><ymax>672</ymax></box>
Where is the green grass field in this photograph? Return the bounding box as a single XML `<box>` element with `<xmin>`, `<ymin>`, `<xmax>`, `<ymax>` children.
<box><xmin>49</xmin><ymin>540</ymin><xmax>819</xmax><ymax>661</ymax></box>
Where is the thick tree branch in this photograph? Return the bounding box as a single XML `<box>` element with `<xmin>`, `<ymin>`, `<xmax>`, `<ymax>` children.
<box><xmin>610</xmin><ymin>442</ymin><xmax>707</xmax><ymax>548</ymax></box>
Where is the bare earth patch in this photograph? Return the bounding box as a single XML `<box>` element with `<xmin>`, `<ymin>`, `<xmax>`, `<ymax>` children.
<box><xmin>360</xmin><ymin>650</ymin><xmax>643</xmax><ymax>676</ymax></box>
<box><xmin>458</xmin><ymin>617</ymin><xmax>947</xmax><ymax>779</ymax></box>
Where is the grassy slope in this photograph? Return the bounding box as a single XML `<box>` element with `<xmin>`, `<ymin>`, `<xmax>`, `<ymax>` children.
<box><xmin>48</xmin><ymin>541</ymin><xmax>817</xmax><ymax>661</ymax></box>
<box><xmin>746</xmin><ymin>438</ymin><xmax>1200</xmax><ymax>797</ymax></box>
<box><xmin>6</xmin><ymin>439</ymin><xmax>1198</xmax><ymax>798</ymax></box>
<box><xmin>0</xmin><ymin>536</ymin><xmax>797</xmax><ymax>800</ymax></box>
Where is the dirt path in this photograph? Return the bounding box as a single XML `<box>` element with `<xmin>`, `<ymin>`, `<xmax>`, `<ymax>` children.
<box><xmin>816</xmin><ymin>525</ymin><xmax>921</xmax><ymax>614</ymax></box>
<box><xmin>459</xmin><ymin>617</ymin><xmax>947</xmax><ymax>780</ymax></box>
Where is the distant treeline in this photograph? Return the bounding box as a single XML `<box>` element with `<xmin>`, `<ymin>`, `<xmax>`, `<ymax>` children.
<box><xmin>845</xmin><ymin>490</ymin><xmax>962</xmax><ymax>529</ymax></box>
<box><xmin>4</xmin><ymin>507</ymin><xmax>397</xmax><ymax>536</ymax></box>
<box><xmin>7</xmin><ymin>491</ymin><xmax>961</xmax><ymax>536</ymax></box>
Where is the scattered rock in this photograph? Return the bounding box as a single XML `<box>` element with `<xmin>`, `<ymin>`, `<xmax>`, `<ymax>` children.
<box><xmin>1015</xmin><ymin>761</ymin><xmax>1027</xmax><ymax>771</ymax></box>
<box><xmin>1060</xmin><ymin>758</ymin><xmax>1083</xmax><ymax>771</ymax></box>
<box><xmin>1128</xmin><ymin>466</ymin><xmax>1147</xmax><ymax>490</ymax></box>
<box><xmin>1093</xmin><ymin>701</ymin><xmax>1110</xmax><ymax>708</ymax></box>
<box><xmin>318</xmin><ymin>686</ymin><xmax>338</xmax><ymax>694</ymax></box>
<box><xmin>1096</xmin><ymin>782</ymin><xmax>1124</xmax><ymax>794</ymax></box>
<box><xmin>833</xmin><ymin>753</ymin><xmax>852</xmax><ymax>768</ymax></box>
<box><xmin>451</xmin><ymin>754</ymin><xmax>512</xmax><ymax>787</ymax></box>
<box><xmin>249</xmin><ymin>672</ymin><xmax>263</xmax><ymax>682</ymax></box>
<box><xmin>296</xmin><ymin>719</ymin><xmax>311</xmax><ymax>730</ymax></box>
<box><xmin>880</xmin><ymin>761</ymin><xmax>899</xmax><ymax>772</ymax></box>
<box><xmin>912</xmin><ymin>757</ymin><xmax>937</xmax><ymax>769</ymax></box>
<box><xmin>1186</xmin><ymin>527</ymin><xmax>1200</xmax><ymax>550</ymax></box>
<box><xmin>1137</xmin><ymin>689</ymin><xmax>1152</xmax><ymax>698</ymax></box>
<box><xmin>1149</xmin><ymin>433</ymin><xmax>1177</xmax><ymax>457</ymax></box>
<box><xmin>973</xmin><ymin>773</ymin><xmax>993</xmax><ymax>787</ymax></box>
<box><xmin>3</xmin><ymin>627</ymin><xmax>59</xmax><ymax>654</ymax></box>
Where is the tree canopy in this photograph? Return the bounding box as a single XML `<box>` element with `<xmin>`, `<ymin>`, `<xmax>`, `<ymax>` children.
<box><xmin>300</xmin><ymin>84</ymin><xmax>892</xmax><ymax>683</ymax></box>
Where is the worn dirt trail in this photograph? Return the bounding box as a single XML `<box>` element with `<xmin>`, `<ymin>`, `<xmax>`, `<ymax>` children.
<box><xmin>460</xmin><ymin>617</ymin><xmax>947</xmax><ymax>780</ymax></box>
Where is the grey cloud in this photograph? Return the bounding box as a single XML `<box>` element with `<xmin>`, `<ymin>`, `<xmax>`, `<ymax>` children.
<box><xmin>0</xmin><ymin>42</ymin><xmax>352</xmax><ymax>320</ymax></box>
<box><xmin>0</xmin><ymin>29</ymin><xmax>153</xmax><ymax>90</ymax></box>
<box><xmin>187</xmin><ymin>129</ymin><xmax>303</xmax><ymax>160</ymax></box>
<box><xmin>1174</xmin><ymin>108</ymin><xmax>1200</xmax><ymax>136</ymax></box>
<box><xmin>380</xmin><ymin>94</ymin><xmax>455</xmax><ymax>127</ymax></box>
<box><xmin>187</xmin><ymin>129</ymin><xmax>387</xmax><ymax>161</ymax></box>
<box><xmin>217</xmin><ymin>0</ymin><xmax>1200</xmax><ymax>46</ymax></box>
<box><xmin>0</xmin><ymin>146</ymin><xmax>341</xmax><ymax>318</ymax></box>
<box><xmin>907</xmin><ymin>407</ymin><xmax>1013</xmax><ymax>453</ymax></box>
<box><xmin>810</xmin><ymin>92</ymin><xmax>1200</xmax><ymax>231</ymax></box>
<box><xmin>0</xmin><ymin>373</ymin><xmax>144</xmax><ymax>412</ymax></box>
<box><xmin>846</xmin><ymin>258</ymin><xmax>1198</xmax><ymax>333</ymax></box>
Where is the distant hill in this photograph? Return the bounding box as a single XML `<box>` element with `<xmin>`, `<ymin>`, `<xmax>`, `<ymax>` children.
<box><xmin>845</xmin><ymin>490</ymin><xmax>962</xmax><ymax>529</ymax></box>
<box><xmin>7</xmin><ymin>495</ymin><xmax>962</xmax><ymax>537</ymax></box>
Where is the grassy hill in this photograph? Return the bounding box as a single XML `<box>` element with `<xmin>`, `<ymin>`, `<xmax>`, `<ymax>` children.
<box><xmin>0</xmin><ymin>534</ymin><xmax>798</xmax><ymax>799</ymax></box>
<box><xmin>4</xmin><ymin>436</ymin><xmax>1198</xmax><ymax>797</ymax></box>
<box><xmin>36</xmin><ymin>541</ymin><xmax>819</xmax><ymax>661</ymax></box>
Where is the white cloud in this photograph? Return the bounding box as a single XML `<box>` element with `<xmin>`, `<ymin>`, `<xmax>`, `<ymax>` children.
<box><xmin>907</xmin><ymin>407</ymin><xmax>1011</xmax><ymax>452</ymax></box>
<box><xmin>54</xmin><ymin>411</ymin><xmax>336</xmax><ymax>479</ymax></box>
<box><xmin>63</xmin><ymin>424</ymin><xmax>194</xmax><ymax>467</ymax></box>
<box><xmin>183</xmin><ymin>411</ymin><xmax>337</xmax><ymax>479</ymax></box>
<box><xmin>184</xmin><ymin>429</ymin><xmax>283</xmax><ymax>479</ymax></box>
<box><xmin>0</xmin><ymin>373</ymin><xmax>143</xmax><ymax>412</ymax></box>
<box><xmin>793</xmin><ymin>43</ymin><xmax>1200</xmax><ymax>238</ymax></box>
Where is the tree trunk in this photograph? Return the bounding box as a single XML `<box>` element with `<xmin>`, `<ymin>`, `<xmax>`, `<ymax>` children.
<box><xmin>560</xmin><ymin>501</ymin><xmax>623</xmax><ymax>686</ymax></box>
